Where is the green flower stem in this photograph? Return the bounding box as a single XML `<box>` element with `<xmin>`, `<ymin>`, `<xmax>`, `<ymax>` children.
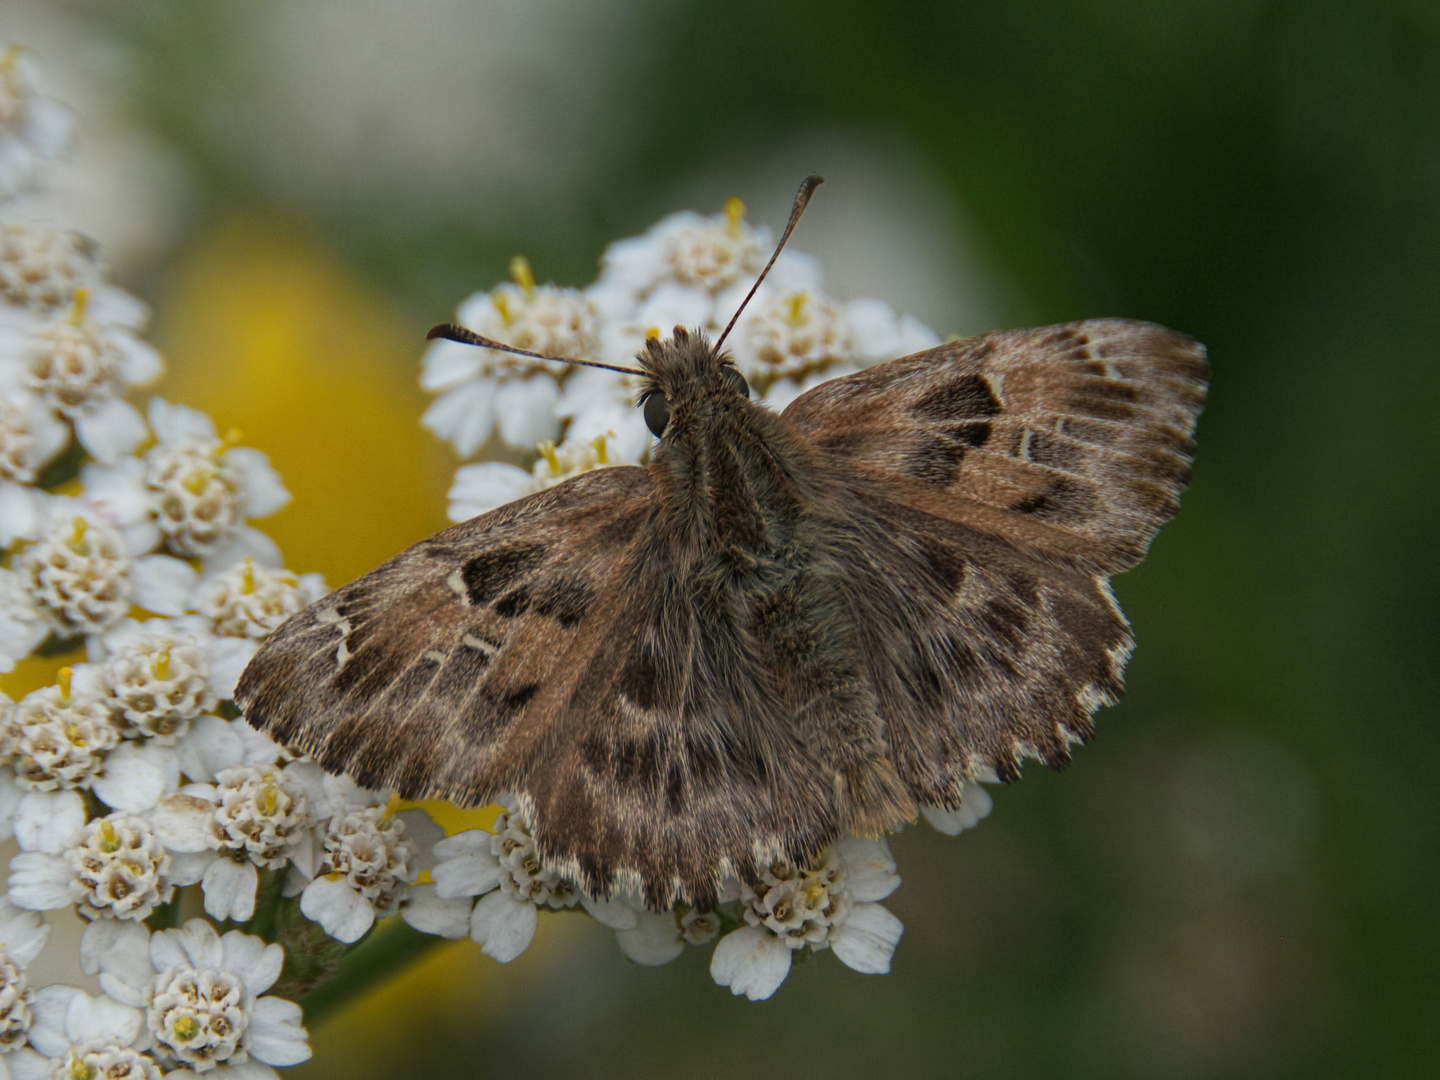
<box><xmin>296</xmin><ymin>918</ymin><xmax>446</xmax><ymax>1026</ymax></box>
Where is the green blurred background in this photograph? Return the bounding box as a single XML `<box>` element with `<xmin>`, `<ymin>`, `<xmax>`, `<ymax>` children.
<box><xmin>13</xmin><ymin>0</ymin><xmax>1439</xmax><ymax>1075</ymax></box>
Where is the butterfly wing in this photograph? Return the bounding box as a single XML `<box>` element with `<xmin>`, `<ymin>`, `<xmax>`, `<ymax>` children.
<box><xmin>781</xmin><ymin>319</ymin><xmax>1206</xmax><ymax>802</ymax></box>
<box><xmin>783</xmin><ymin>318</ymin><xmax>1208</xmax><ymax>573</ymax></box>
<box><xmin>237</xmin><ymin>465</ymin><xmax>842</xmax><ymax>909</ymax></box>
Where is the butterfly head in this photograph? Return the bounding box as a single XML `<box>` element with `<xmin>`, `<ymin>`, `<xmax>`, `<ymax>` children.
<box><xmin>635</xmin><ymin>326</ymin><xmax>750</xmax><ymax>439</ymax></box>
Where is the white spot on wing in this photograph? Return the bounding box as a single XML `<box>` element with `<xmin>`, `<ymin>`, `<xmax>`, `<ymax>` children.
<box><xmin>446</xmin><ymin>568</ymin><xmax>471</xmax><ymax>605</ymax></box>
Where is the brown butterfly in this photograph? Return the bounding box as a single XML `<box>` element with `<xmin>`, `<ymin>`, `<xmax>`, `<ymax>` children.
<box><xmin>235</xmin><ymin>177</ymin><xmax>1208</xmax><ymax>911</ymax></box>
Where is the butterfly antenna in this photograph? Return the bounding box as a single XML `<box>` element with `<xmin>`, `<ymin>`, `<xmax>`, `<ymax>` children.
<box><xmin>713</xmin><ymin>174</ymin><xmax>824</xmax><ymax>352</ymax></box>
<box><xmin>425</xmin><ymin>324</ymin><xmax>646</xmax><ymax>377</ymax></box>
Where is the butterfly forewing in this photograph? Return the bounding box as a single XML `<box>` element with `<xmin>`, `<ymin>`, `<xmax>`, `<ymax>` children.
<box><xmin>782</xmin><ymin>319</ymin><xmax>1208</xmax><ymax>573</ymax></box>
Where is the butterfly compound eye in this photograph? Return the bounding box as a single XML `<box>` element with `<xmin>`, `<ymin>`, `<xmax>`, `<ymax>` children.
<box><xmin>643</xmin><ymin>390</ymin><xmax>671</xmax><ymax>437</ymax></box>
<box><xmin>722</xmin><ymin>366</ymin><xmax>751</xmax><ymax>398</ymax></box>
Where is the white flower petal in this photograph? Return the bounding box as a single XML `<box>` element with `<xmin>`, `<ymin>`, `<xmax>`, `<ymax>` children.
<box><xmin>300</xmin><ymin>876</ymin><xmax>374</xmax><ymax>944</ymax></box>
<box><xmin>0</xmin><ymin>774</ymin><xmax>23</xmax><ymax>840</ymax></box>
<box><xmin>221</xmin><ymin>930</ymin><xmax>285</xmax><ymax>997</ymax></box>
<box><xmin>422</xmin><ymin>382</ymin><xmax>496</xmax><ymax>458</ymax></box>
<box><xmin>920</xmin><ymin>784</ymin><xmax>994</xmax><ymax>835</ymax></box>
<box><xmin>245</xmin><ymin>996</ymin><xmax>312</xmax><ymax>1067</ymax></box>
<box><xmin>0</xmin><ymin>894</ymin><xmax>50</xmax><ymax>963</ymax></box>
<box><xmin>130</xmin><ymin>554</ymin><xmax>198</xmax><ymax>616</ymax></box>
<box><xmin>580</xmin><ymin>894</ymin><xmax>639</xmax><ymax>930</ymax></box>
<box><xmin>149</xmin><ymin>792</ymin><xmax>218</xmax><ymax>852</ymax></box>
<box><xmin>7</xmin><ymin>1046</ymin><xmax>54</xmax><ymax>1080</ymax></box>
<box><xmin>92</xmin><ymin>741</ymin><xmax>179</xmax><ymax>812</ymax></box>
<box><xmin>174</xmin><ymin>714</ymin><xmax>245</xmax><ymax>781</ymax></box>
<box><xmin>394</xmin><ymin>809</ymin><xmax>444</xmax><ymax>872</ymax></box>
<box><xmin>27</xmin><ymin>984</ymin><xmax>83</xmax><ymax>1057</ymax></box>
<box><xmin>615</xmin><ymin>910</ymin><xmax>683</xmax><ymax>966</ymax></box>
<box><xmin>201</xmin><ymin>858</ymin><xmax>259</xmax><ymax>922</ymax></box>
<box><xmin>200</xmin><ymin>528</ymin><xmax>283</xmax><ymax>573</ymax></box>
<box><xmin>469</xmin><ymin>890</ymin><xmax>537</xmax><ymax>963</ymax></box>
<box><xmin>835</xmin><ymin>835</ymin><xmax>900</xmax><ymax>903</ymax></box>
<box><xmin>710</xmin><ymin>926</ymin><xmax>792</xmax><ymax>1001</ymax></box>
<box><xmin>0</xmin><ymin>483</ymin><xmax>42</xmax><ymax>546</ymax></box>
<box><xmin>420</xmin><ymin>338</ymin><xmax>483</xmax><ymax>392</ymax></box>
<box><xmin>147</xmin><ymin>398</ymin><xmax>216</xmax><ymax>445</ymax></box>
<box><xmin>432</xmin><ymin>854</ymin><xmax>501</xmax><ymax>900</ymax></box>
<box><xmin>84</xmin><ymin>919</ymin><xmax>154</xmax><ymax>1006</ymax></box>
<box><xmin>223</xmin><ymin>447</ymin><xmax>290</xmax><ymax>518</ymax></box>
<box><xmin>74</xmin><ymin>398</ymin><xmax>147</xmax><ymax>464</ymax></box>
<box><xmin>168</xmin><ymin>850</ymin><xmax>217</xmax><ymax>887</ymax></box>
<box><xmin>6</xmin><ymin>852</ymin><xmax>76</xmax><ymax>911</ymax></box>
<box><xmin>15</xmin><ymin>790</ymin><xmax>85</xmax><ymax>854</ymax></box>
<box><xmin>447</xmin><ymin>462</ymin><xmax>533</xmax><ymax>522</ymax></box>
<box><xmin>829</xmin><ymin>902</ymin><xmax>903</xmax><ymax>975</ymax></box>
<box><xmin>492</xmin><ymin>376</ymin><xmax>561</xmax><ymax>449</ymax></box>
<box><xmin>431</xmin><ymin>829</ymin><xmax>492</xmax><ymax>859</ymax></box>
<box><xmin>114</xmin><ymin>335</ymin><xmax>163</xmax><ymax>387</ymax></box>
<box><xmin>65</xmin><ymin>989</ymin><xmax>143</xmax><ymax>1047</ymax></box>
<box><xmin>400</xmin><ymin>884</ymin><xmax>472</xmax><ymax>939</ymax></box>
<box><xmin>206</xmin><ymin>637</ymin><xmax>259</xmax><ymax>700</ymax></box>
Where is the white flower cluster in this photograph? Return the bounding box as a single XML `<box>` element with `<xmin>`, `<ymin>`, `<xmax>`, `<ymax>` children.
<box><xmin>0</xmin><ymin>46</ymin><xmax>459</xmax><ymax>1076</ymax></box>
<box><xmin>428</xmin><ymin>197</ymin><xmax>942</xmax><ymax>521</ymax></box>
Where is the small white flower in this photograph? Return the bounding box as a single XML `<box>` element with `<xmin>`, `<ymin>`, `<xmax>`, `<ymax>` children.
<box><xmin>5</xmin><ymin>669</ymin><xmax>118</xmax><ymax>792</ymax></box>
<box><xmin>0</xmin><ymin>221</ymin><xmax>99</xmax><ymax>313</ymax></box>
<box><xmin>0</xmin><ymin>297</ymin><xmax>161</xmax><ymax>464</ymax></box>
<box><xmin>81</xmin><ymin>918</ymin><xmax>310</xmax><ymax>1077</ymax></box>
<box><xmin>920</xmin><ymin>782</ymin><xmax>993</xmax><ymax>835</ymax></box>
<box><xmin>151</xmin><ymin>764</ymin><xmax>314</xmax><ymax>923</ymax></box>
<box><xmin>69</xmin><ymin>813</ymin><xmax>174</xmax><ymax>921</ymax></box>
<box><xmin>15</xmin><ymin>983</ymin><xmax>155</xmax><ymax>1080</ymax></box>
<box><xmin>732</xmin><ymin>289</ymin><xmax>854</xmax><ymax>388</ymax></box>
<box><xmin>0</xmin><ymin>45</ymin><xmax>75</xmax><ymax>199</ymax></box>
<box><xmin>19</xmin><ymin>514</ymin><xmax>133</xmax><ymax>636</ymax></box>
<box><xmin>422</xmin><ymin>258</ymin><xmax>595</xmax><ymax>455</ymax></box>
<box><xmin>211</xmin><ymin>765</ymin><xmax>313</xmax><ymax>872</ymax></box>
<box><xmin>710</xmin><ymin>835</ymin><xmax>903</xmax><ymax>1000</ymax></box>
<box><xmin>425</xmin><ymin>804</ymin><xmax>583</xmax><ymax>963</ymax></box>
<box><xmin>101</xmin><ymin>631</ymin><xmax>217</xmax><ymax>744</ymax></box>
<box><xmin>136</xmin><ymin>399</ymin><xmax>289</xmax><ymax>558</ymax></box>
<box><xmin>196</xmin><ymin>559</ymin><xmax>325</xmax><ymax>644</ymax></box>
<box><xmin>299</xmin><ymin>807</ymin><xmax>428</xmax><ymax>943</ymax></box>
<box><xmin>0</xmin><ymin>390</ymin><xmax>67</xmax><ymax>485</ymax></box>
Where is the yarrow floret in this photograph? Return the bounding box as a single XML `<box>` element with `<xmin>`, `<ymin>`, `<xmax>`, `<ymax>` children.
<box><xmin>0</xmin><ymin>44</ymin><xmax>75</xmax><ymax>199</ymax></box>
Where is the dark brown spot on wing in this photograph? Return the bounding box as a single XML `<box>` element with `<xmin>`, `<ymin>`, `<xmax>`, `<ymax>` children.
<box><xmin>913</xmin><ymin>374</ymin><xmax>1002</xmax><ymax>421</ymax></box>
<box><xmin>462</xmin><ymin>545</ymin><xmax>544</xmax><ymax>605</ymax></box>
<box><xmin>534</xmin><ymin>577</ymin><xmax>594</xmax><ymax>626</ymax></box>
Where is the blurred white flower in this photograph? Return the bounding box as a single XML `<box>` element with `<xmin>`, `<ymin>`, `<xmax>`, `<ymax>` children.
<box><xmin>710</xmin><ymin>835</ymin><xmax>903</xmax><ymax>1000</ymax></box>
<box><xmin>446</xmin><ymin>430</ymin><xmax>628</xmax><ymax>522</ymax></box>
<box><xmin>0</xmin><ymin>44</ymin><xmax>74</xmax><ymax>200</ymax></box>
<box><xmin>0</xmin><ymin>388</ymin><xmax>66</xmax><ymax>485</ymax></box>
<box><xmin>422</xmin><ymin>258</ymin><xmax>596</xmax><ymax>455</ymax></box>
<box><xmin>0</xmin><ymin>296</ymin><xmax>161</xmax><ymax>464</ymax></box>
<box><xmin>82</xmin><ymin>918</ymin><xmax>311</xmax><ymax>1077</ymax></box>
<box><xmin>920</xmin><ymin>781</ymin><xmax>993</xmax><ymax>835</ymax></box>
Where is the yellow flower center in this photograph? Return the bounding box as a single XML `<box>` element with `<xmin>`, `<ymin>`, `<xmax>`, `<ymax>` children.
<box><xmin>724</xmin><ymin>197</ymin><xmax>745</xmax><ymax>238</ymax></box>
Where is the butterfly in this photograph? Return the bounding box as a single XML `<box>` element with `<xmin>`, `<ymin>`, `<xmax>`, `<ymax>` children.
<box><xmin>235</xmin><ymin>177</ymin><xmax>1208</xmax><ymax>911</ymax></box>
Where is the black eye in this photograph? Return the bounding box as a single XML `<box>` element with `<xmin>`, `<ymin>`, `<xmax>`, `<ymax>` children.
<box><xmin>643</xmin><ymin>391</ymin><xmax>671</xmax><ymax>437</ymax></box>
<box><xmin>722</xmin><ymin>366</ymin><xmax>750</xmax><ymax>398</ymax></box>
